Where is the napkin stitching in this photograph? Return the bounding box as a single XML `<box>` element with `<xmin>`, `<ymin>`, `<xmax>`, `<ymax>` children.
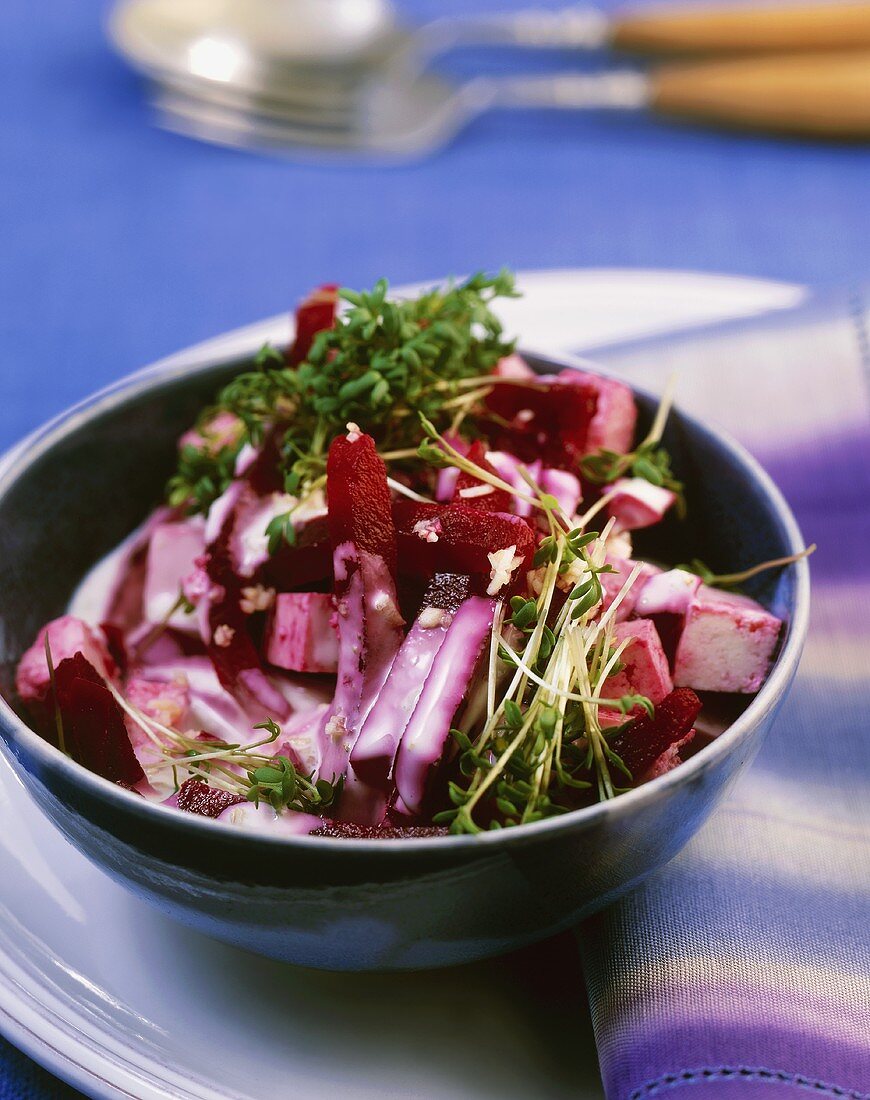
<box><xmin>629</xmin><ymin>1065</ymin><xmax>870</xmax><ymax>1099</ymax></box>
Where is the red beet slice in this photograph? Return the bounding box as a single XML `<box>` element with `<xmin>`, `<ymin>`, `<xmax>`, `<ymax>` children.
<box><xmin>176</xmin><ymin>778</ymin><xmax>245</xmax><ymax>819</ymax></box>
<box><xmin>482</xmin><ymin>379</ymin><xmax>597</xmax><ymax>468</ymax></box>
<box><xmin>288</xmin><ymin>284</ymin><xmax>338</xmax><ymax>366</ymax></box>
<box><xmin>393</xmin><ymin>501</ymin><xmax>534</xmax><ymax>587</ymax></box>
<box><xmin>607</xmin><ymin>687</ymin><xmax>702</xmax><ymax>785</ymax></box>
<box><xmin>257</xmin><ymin>514</ymin><xmax>332</xmax><ymax>591</ymax></box>
<box><xmin>52</xmin><ymin>654</ymin><xmax>145</xmax><ymax>786</ymax></box>
<box><xmin>326</xmin><ymin>430</ymin><xmax>397</xmax><ymax>572</ymax></box>
<box><xmin>99</xmin><ymin>622</ymin><xmax>128</xmax><ymax>675</ymax></box>
<box><xmin>451</xmin><ymin>441</ymin><xmax>513</xmax><ymax>512</ymax></box>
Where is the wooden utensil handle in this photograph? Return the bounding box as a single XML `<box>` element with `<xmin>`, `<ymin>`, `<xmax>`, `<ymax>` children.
<box><xmin>650</xmin><ymin>52</ymin><xmax>870</xmax><ymax>138</ymax></box>
<box><xmin>612</xmin><ymin>2</ymin><xmax>870</xmax><ymax>55</ymax></box>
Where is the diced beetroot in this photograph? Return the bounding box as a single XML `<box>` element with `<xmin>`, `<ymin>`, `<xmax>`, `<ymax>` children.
<box><xmin>51</xmin><ymin>654</ymin><xmax>145</xmax><ymax>786</ymax></box>
<box><xmin>288</xmin><ymin>284</ymin><xmax>338</xmax><ymax>366</ymax></box>
<box><xmin>264</xmin><ymin>592</ymin><xmax>339</xmax><ymax>674</ymax></box>
<box><xmin>451</xmin><ymin>441</ymin><xmax>512</xmax><ymax>512</ymax></box>
<box><xmin>100</xmin><ymin>622</ymin><xmax>128</xmax><ymax>675</ymax></box>
<box><xmin>327</xmin><ymin>429</ymin><xmax>397</xmax><ymax>573</ymax></box>
<box><xmin>310</xmin><ymin>822</ymin><xmax>448</xmax><ymax>839</ymax></box>
<box><xmin>606</xmin><ymin>687</ymin><xmax>702</xmax><ymax>785</ymax></box>
<box><xmin>258</xmin><ymin>514</ymin><xmax>332</xmax><ymax>591</ymax></box>
<box><xmin>556</xmin><ymin>369</ymin><xmax>637</xmax><ymax>455</ymax></box>
<box><xmin>175</xmin><ymin>778</ymin><xmax>245</xmax><ymax>819</ymax></box>
<box><xmin>393</xmin><ymin>502</ymin><xmax>534</xmax><ymax>591</ymax></box>
<box><xmin>482</xmin><ymin>378</ymin><xmax>597</xmax><ymax>467</ymax></box>
<box><xmin>493</xmin><ymin>353</ymin><xmax>536</xmax><ymax>380</ymax></box>
<box><xmin>639</xmin><ymin>729</ymin><xmax>696</xmax><ymax>783</ymax></box>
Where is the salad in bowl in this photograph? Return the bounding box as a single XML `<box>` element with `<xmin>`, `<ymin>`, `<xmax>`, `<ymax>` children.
<box><xmin>14</xmin><ymin>273</ymin><xmax>810</xmax><ymax>842</ymax></box>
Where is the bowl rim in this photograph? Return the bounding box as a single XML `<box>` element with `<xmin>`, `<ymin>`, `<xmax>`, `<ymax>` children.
<box><xmin>0</xmin><ymin>340</ymin><xmax>811</xmax><ymax>855</ymax></box>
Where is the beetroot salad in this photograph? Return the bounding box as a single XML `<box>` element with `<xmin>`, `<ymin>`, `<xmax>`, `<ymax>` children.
<box><xmin>15</xmin><ymin>273</ymin><xmax>811</xmax><ymax>838</ymax></box>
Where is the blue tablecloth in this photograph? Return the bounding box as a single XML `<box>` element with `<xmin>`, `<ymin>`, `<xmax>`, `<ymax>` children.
<box><xmin>2</xmin><ymin>1</ymin><xmax>870</xmax><ymax>1096</ymax></box>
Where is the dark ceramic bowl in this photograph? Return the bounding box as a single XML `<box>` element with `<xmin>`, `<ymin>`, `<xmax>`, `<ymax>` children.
<box><xmin>0</xmin><ymin>346</ymin><xmax>809</xmax><ymax>971</ymax></box>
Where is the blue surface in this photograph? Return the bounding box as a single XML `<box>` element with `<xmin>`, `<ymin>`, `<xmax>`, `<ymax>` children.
<box><xmin>1</xmin><ymin>0</ymin><xmax>870</xmax><ymax>1095</ymax></box>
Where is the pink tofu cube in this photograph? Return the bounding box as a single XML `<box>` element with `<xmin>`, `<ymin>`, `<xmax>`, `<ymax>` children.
<box><xmin>600</xmin><ymin>558</ymin><xmax>661</xmax><ymax>622</ymax></box>
<box><xmin>264</xmin><ymin>593</ymin><xmax>339</xmax><ymax>674</ymax></box>
<box><xmin>673</xmin><ymin>584</ymin><xmax>782</xmax><ymax>693</ymax></box>
<box><xmin>16</xmin><ymin>616</ymin><xmax>115</xmax><ymax>707</ymax></box>
<box><xmin>606</xmin><ymin>477</ymin><xmax>676</xmax><ymax>532</ymax></box>
<box><xmin>558</xmin><ymin>369</ymin><xmax>637</xmax><ymax>454</ymax></box>
<box><xmin>604</xmin><ymin>620</ymin><xmax>673</xmax><ymax>706</ymax></box>
<box><xmin>143</xmin><ymin>520</ymin><xmax>205</xmax><ymax>632</ymax></box>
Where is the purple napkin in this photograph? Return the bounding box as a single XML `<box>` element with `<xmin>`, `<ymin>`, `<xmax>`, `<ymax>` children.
<box><xmin>579</xmin><ymin>292</ymin><xmax>870</xmax><ymax>1098</ymax></box>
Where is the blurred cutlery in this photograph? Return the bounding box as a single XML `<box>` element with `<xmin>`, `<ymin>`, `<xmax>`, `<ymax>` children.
<box><xmin>110</xmin><ymin>0</ymin><xmax>870</xmax><ymax>110</ymax></box>
<box><xmin>153</xmin><ymin>51</ymin><xmax>870</xmax><ymax>160</ymax></box>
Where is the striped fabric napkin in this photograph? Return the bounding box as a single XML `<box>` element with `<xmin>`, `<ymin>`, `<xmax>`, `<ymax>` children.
<box><xmin>580</xmin><ymin>292</ymin><xmax>870</xmax><ymax>1099</ymax></box>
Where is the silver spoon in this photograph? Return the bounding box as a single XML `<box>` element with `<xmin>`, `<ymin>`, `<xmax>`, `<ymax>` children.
<box><xmin>109</xmin><ymin>0</ymin><xmax>611</xmax><ymax>104</ymax></box>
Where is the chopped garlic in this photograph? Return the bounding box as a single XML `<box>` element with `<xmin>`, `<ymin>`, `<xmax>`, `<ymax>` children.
<box><xmin>412</xmin><ymin>518</ymin><xmax>441</xmax><ymax>543</ymax></box>
<box><xmin>240</xmin><ymin>584</ymin><xmax>276</xmax><ymax>614</ymax></box>
<box><xmin>418</xmin><ymin>607</ymin><xmax>451</xmax><ymax>629</ymax></box>
<box><xmin>325</xmin><ymin>714</ymin><xmax>347</xmax><ymax>744</ymax></box>
<box><xmin>213</xmin><ymin>624</ymin><xmax>235</xmax><ymax>647</ymax></box>
<box><xmin>487</xmin><ymin>544</ymin><xmax>524</xmax><ymax>596</ymax></box>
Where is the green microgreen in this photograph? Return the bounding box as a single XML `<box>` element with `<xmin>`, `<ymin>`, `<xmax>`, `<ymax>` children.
<box><xmin>168</xmin><ymin>272</ymin><xmax>520</xmax><ymax>513</ymax></box>
<box><xmin>676</xmin><ymin>544</ymin><xmax>816</xmax><ymax>590</ymax></box>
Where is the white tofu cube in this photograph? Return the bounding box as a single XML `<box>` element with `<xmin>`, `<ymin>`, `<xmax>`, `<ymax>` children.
<box><xmin>673</xmin><ymin>584</ymin><xmax>782</xmax><ymax>693</ymax></box>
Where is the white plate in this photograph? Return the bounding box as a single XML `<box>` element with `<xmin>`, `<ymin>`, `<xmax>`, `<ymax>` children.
<box><xmin>0</xmin><ymin>269</ymin><xmax>803</xmax><ymax>1100</ymax></box>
